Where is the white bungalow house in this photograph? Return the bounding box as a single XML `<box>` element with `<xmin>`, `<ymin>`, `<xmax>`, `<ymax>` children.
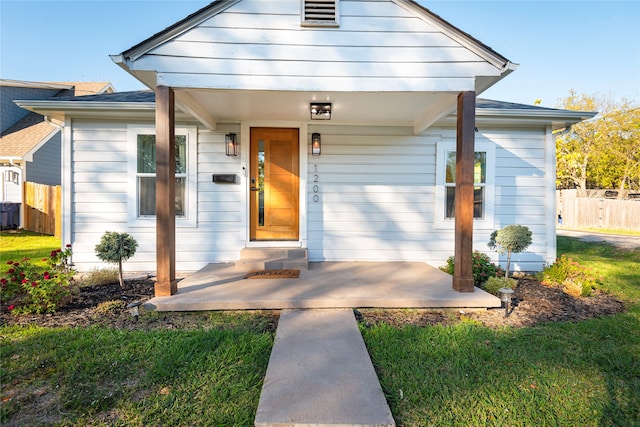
<box><xmin>16</xmin><ymin>0</ymin><xmax>595</xmax><ymax>297</ymax></box>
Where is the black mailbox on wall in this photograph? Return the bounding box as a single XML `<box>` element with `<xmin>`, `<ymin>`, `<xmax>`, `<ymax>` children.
<box><xmin>212</xmin><ymin>174</ymin><xmax>237</xmax><ymax>183</ymax></box>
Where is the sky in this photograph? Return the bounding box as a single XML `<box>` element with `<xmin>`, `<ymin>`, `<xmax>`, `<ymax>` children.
<box><xmin>1</xmin><ymin>0</ymin><xmax>638</xmax><ymax>108</ymax></box>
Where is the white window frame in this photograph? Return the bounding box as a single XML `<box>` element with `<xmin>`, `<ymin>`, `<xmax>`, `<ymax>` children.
<box><xmin>435</xmin><ymin>139</ymin><xmax>495</xmax><ymax>230</ymax></box>
<box><xmin>127</xmin><ymin>125</ymin><xmax>197</xmax><ymax>228</ymax></box>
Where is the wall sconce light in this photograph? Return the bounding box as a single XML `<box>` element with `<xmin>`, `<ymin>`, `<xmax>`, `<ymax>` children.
<box><xmin>126</xmin><ymin>301</ymin><xmax>143</xmax><ymax>321</ymax></box>
<box><xmin>310</xmin><ymin>103</ymin><xmax>331</xmax><ymax>120</ymax></box>
<box><xmin>3</xmin><ymin>170</ymin><xmax>18</xmax><ymax>183</ymax></box>
<box><xmin>225</xmin><ymin>133</ymin><xmax>238</xmax><ymax>156</ymax></box>
<box><xmin>311</xmin><ymin>133</ymin><xmax>321</xmax><ymax>156</ymax></box>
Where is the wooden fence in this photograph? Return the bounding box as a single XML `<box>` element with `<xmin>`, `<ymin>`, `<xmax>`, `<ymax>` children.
<box><xmin>557</xmin><ymin>189</ymin><xmax>640</xmax><ymax>230</ymax></box>
<box><xmin>23</xmin><ymin>182</ymin><xmax>61</xmax><ymax>237</ymax></box>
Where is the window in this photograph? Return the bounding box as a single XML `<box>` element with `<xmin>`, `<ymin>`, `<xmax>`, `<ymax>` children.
<box><xmin>444</xmin><ymin>151</ymin><xmax>486</xmax><ymax>219</ymax></box>
<box><xmin>128</xmin><ymin>125</ymin><xmax>197</xmax><ymax>227</ymax></box>
<box><xmin>435</xmin><ymin>140</ymin><xmax>495</xmax><ymax>230</ymax></box>
<box><xmin>136</xmin><ymin>134</ymin><xmax>187</xmax><ymax>217</ymax></box>
<box><xmin>302</xmin><ymin>0</ymin><xmax>339</xmax><ymax>26</ymax></box>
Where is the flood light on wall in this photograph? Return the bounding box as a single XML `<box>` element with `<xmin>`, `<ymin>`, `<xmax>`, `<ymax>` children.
<box><xmin>310</xmin><ymin>103</ymin><xmax>331</xmax><ymax>120</ymax></box>
<box><xmin>225</xmin><ymin>133</ymin><xmax>238</xmax><ymax>156</ymax></box>
<box><xmin>311</xmin><ymin>133</ymin><xmax>321</xmax><ymax>156</ymax></box>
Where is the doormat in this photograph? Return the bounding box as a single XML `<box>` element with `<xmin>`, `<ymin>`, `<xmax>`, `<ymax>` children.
<box><xmin>245</xmin><ymin>269</ymin><xmax>300</xmax><ymax>279</ymax></box>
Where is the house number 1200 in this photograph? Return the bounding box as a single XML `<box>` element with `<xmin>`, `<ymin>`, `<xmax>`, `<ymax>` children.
<box><xmin>313</xmin><ymin>165</ymin><xmax>320</xmax><ymax>203</ymax></box>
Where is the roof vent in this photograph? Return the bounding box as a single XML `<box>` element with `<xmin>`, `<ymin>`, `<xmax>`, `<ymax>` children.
<box><xmin>303</xmin><ymin>0</ymin><xmax>338</xmax><ymax>26</ymax></box>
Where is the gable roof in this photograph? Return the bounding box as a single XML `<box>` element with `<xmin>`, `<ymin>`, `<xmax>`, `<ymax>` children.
<box><xmin>116</xmin><ymin>0</ymin><xmax>512</xmax><ymax>70</ymax></box>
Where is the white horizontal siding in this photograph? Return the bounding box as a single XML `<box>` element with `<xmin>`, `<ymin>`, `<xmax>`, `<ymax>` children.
<box><xmin>67</xmin><ymin>119</ymin><xmax>553</xmax><ymax>274</ymax></box>
<box><xmin>483</xmin><ymin>127</ymin><xmax>551</xmax><ymax>272</ymax></box>
<box><xmin>307</xmin><ymin>124</ymin><xmax>553</xmax><ymax>272</ymax></box>
<box><xmin>69</xmin><ymin>120</ymin><xmax>245</xmax><ymax>273</ymax></box>
<box><xmin>136</xmin><ymin>0</ymin><xmax>499</xmax><ymax>92</ymax></box>
<box><xmin>307</xmin><ymin>125</ymin><xmax>442</xmax><ymax>264</ymax></box>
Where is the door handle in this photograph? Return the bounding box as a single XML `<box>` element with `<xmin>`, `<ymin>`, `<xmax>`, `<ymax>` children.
<box><xmin>251</xmin><ymin>187</ymin><xmax>260</xmax><ymax>191</ymax></box>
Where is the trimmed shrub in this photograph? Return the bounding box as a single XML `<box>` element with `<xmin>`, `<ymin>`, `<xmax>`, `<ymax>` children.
<box><xmin>440</xmin><ymin>251</ymin><xmax>504</xmax><ymax>287</ymax></box>
<box><xmin>483</xmin><ymin>276</ymin><xmax>518</xmax><ymax>296</ymax></box>
<box><xmin>95</xmin><ymin>232</ymin><xmax>138</xmax><ymax>288</ymax></box>
<box><xmin>538</xmin><ymin>255</ymin><xmax>600</xmax><ymax>297</ymax></box>
<box><xmin>488</xmin><ymin>225</ymin><xmax>532</xmax><ymax>279</ymax></box>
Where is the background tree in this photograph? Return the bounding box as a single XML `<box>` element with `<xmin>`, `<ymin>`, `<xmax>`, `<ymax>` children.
<box><xmin>556</xmin><ymin>91</ymin><xmax>640</xmax><ymax>193</ymax></box>
<box><xmin>95</xmin><ymin>231</ymin><xmax>138</xmax><ymax>288</ymax></box>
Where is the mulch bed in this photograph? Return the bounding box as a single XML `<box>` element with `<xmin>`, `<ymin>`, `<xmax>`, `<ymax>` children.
<box><xmin>0</xmin><ymin>276</ymin><xmax>626</xmax><ymax>330</ymax></box>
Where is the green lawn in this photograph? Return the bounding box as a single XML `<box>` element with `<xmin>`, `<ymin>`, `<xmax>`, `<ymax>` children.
<box><xmin>362</xmin><ymin>237</ymin><xmax>640</xmax><ymax>426</ymax></box>
<box><xmin>1</xmin><ymin>236</ymin><xmax>639</xmax><ymax>426</ymax></box>
<box><xmin>0</xmin><ymin>313</ymin><xmax>274</xmax><ymax>426</ymax></box>
<box><xmin>0</xmin><ymin>230</ymin><xmax>60</xmax><ymax>271</ymax></box>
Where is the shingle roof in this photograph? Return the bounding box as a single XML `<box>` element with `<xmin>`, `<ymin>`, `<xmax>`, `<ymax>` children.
<box><xmin>49</xmin><ymin>90</ymin><xmax>154</xmax><ymax>103</ymax></box>
<box><xmin>42</xmin><ymin>90</ymin><xmax>564</xmax><ymax>113</ymax></box>
<box><xmin>0</xmin><ymin>113</ymin><xmax>57</xmax><ymax>158</ymax></box>
<box><xmin>1</xmin><ymin>80</ymin><xmax>114</xmax><ymax>160</ymax></box>
<box><xmin>47</xmin><ymin>81</ymin><xmax>114</xmax><ymax>96</ymax></box>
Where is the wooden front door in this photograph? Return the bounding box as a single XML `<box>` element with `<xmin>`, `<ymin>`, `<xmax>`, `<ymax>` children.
<box><xmin>250</xmin><ymin>128</ymin><xmax>299</xmax><ymax>241</ymax></box>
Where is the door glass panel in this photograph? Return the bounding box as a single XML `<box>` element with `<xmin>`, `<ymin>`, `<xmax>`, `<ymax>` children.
<box><xmin>258</xmin><ymin>139</ymin><xmax>265</xmax><ymax>226</ymax></box>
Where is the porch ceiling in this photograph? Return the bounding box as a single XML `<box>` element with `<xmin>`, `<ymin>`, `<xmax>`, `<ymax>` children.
<box><xmin>175</xmin><ymin>88</ymin><xmax>458</xmax><ymax>134</ymax></box>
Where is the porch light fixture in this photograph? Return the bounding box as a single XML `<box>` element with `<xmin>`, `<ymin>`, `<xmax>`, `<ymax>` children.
<box><xmin>126</xmin><ymin>301</ymin><xmax>143</xmax><ymax>321</ymax></box>
<box><xmin>311</xmin><ymin>133</ymin><xmax>321</xmax><ymax>156</ymax></box>
<box><xmin>310</xmin><ymin>103</ymin><xmax>331</xmax><ymax>120</ymax></box>
<box><xmin>225</xmin><ymin>133</ymin><xmax>238</xmax><ymax>156</ymax></box>
<box><xmin>499</xmin><ymin>287</ymin><xmax>515</xmax><ymax>318</ymax></box>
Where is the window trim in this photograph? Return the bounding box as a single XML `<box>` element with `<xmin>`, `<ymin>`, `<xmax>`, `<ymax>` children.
<box><xmin>127</xmin><ymin>125</ymin><xmax>197</xmax><ymax>228</ymax></box>
<box><xmin>435</xmin><ymin>140</ymin><xmax>495</xmax><ymax>230</ymax></box>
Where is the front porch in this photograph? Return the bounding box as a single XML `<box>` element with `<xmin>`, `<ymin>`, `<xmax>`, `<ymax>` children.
<box><xmin>144</xmin><ymin>261</ymin><xmax>501</xmax><ymax>312</ymax></box>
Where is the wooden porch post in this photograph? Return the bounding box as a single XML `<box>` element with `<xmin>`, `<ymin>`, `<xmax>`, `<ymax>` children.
<box><xmin>155</xmin><ymin>86</ymin><xmax>177</xmax><ymax>296</ymax></box>
<box><xmin>453</xmin><ymin>91</ymin><xmax>476</xmax><ymax>292</ymax></box>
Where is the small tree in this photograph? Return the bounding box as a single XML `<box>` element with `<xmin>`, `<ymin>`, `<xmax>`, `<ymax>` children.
<box><xmin>488</xmin><ymin>225</ymin><xmax>532</xmax><ymax>280</ymax></box>
<box><xmin>95</xmin><ymin>231</ymin><xmax>138</xmax><ymax>288</ymax></box>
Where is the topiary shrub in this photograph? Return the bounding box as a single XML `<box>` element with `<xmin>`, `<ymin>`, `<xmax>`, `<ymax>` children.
<box><xmin>488</xmin><ymin>225</ymin><xmax>532</xmax><ymax>279</ymax></box>
<box><xmin>95</xmin><ymin>232</ymin><xmax>138</xmax><ymax>288</ymax></box>
<box><xmin>440</xmin><ymin>251</ymin><xmax>504</xmax><ymax>287</ymax></box>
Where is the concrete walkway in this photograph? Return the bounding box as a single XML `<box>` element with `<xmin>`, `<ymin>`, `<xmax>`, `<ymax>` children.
<box><xmin>255</xmin><ymin>309</ymin><xmax>395</xmax><ymax>427</ymax></box>
<box><xmin>144</xmin><ymin>262</ymin><xmax>500</xmax><ymax>311</ymax></box>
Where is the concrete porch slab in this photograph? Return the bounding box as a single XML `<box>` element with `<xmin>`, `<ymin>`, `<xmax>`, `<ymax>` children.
<box><xmin>254</xmin><ymin>309</ymin><xmax>395</xmax><ymax>427</ymax></box>
<box><xmin>144</xmin><ymin>262</ymin><xmax>501</xmax><ymax>311</ymax></box>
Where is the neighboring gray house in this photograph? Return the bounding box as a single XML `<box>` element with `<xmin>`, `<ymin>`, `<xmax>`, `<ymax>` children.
<box><xmin>0</xmin><ymin>80</ymin><xmax>114</xmax><ymax>227</ymax></box>
<box><xmin>16</xmin><ymin>0</ymin><xmax>595</xmax><ymax>296</ymax></box>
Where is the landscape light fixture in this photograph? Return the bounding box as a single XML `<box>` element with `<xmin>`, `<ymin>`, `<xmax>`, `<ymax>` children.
<box><xmin>310</xmin><ymin>103</ymin><xmax>331</xmax><ymax>120</ymax></box>
<box><xmin>225</xmin><ymin>133</ymin><xmax>238</xmax><ymax>156</ymax></box>
<box><xmin>126</xmin><ymin>301</ymin><xmax>143</xmax><ymax>321</ymax></box>
<box><xmin>311</xmin><ymin>133</ymin><xmax>321</xmax><ymax>156</ymax></box>
<box><xmin>498</xmin><ymin>287</ymin><xmax>515</xmax><ymax>318</ymax></box>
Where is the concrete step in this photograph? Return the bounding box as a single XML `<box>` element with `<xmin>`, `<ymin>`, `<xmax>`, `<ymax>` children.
<box><xmin>237</xmin><ymin>248</ymin><xmax>308</xmax><ymax>271</ymax></box>
<box><xmin>255</xmin><ymin>309</ymin><xmax>395</xmax><ymax>427</ymax></box>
